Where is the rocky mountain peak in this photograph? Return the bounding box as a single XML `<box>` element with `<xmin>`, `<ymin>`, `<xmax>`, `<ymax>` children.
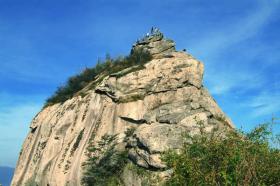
<box><xmin>11</xmin><ymin>30</ymin><xmax>234</xmax><ymax>186</ymax></box>
<box><xmin>131</xmin><ymin>27</ymin><xmax>176</xmax><ymax>57</ymax></box>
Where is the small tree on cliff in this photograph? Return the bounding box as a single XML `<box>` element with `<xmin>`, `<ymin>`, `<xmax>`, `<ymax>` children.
<box><xmin>81</xmin><ymin>134</ymin><xmax>128</xmax><ymax>186</ymax></box>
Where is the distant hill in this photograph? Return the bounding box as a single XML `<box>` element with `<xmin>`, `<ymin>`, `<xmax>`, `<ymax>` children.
<box><xmin>0</xmin><ymin>166</ymin><xmax>14</xmax><ymax>186</ymax></box>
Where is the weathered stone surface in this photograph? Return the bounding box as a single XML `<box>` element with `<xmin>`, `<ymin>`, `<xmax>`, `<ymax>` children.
<box><xmin>133</xmin><ymin>39</ymin><xmax>175</xmax><ymax>56</ymax></box>
<box><xmin>96</xmin><ymin>52</ymin><xmax>204</xmax><ymax>103</ymax></box>
<box><xmin>134</xmin><ymin>123</ymin><xmax>184</xmax><ymax>154</ymax></box>
<box><xmin>11</xmin><ymin>33</ymin><xmax>234</xmax><ymax>186</ymax></box>
<box><xmin>179</xmin><ymin>112</ymin><xmax>208</xmax><ymax>128</ymax></box>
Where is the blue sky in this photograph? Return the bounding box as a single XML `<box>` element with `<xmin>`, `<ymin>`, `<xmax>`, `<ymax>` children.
<box><xmin>0</xmin><ymin>0</ymin><xmax>279</xmax><ymax>167</ymax></box>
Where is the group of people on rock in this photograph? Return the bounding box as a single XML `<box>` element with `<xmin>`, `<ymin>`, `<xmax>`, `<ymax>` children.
<box><xmin>136</xmin><ymin>27</ymin><xmax>163</xmax><ymax>44</ymax></box>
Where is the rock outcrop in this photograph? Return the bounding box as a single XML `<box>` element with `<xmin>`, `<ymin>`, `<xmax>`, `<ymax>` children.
<box><xmin>11</xmin><ymin>30</ymin><xmax>234</xmax><ymax>186</ymax></box>
<box><xmin>132</xmin><ymin>29</ymin><xmax>175</xmax><ymax>57</ymax></box>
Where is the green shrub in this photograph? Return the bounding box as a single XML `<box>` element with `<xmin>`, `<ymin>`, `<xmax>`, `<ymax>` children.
<box><xmin>162</xmin><ymin>123</ymin><xmax>280</xmax><ymax>186</ymax></box>
<box><xmin>82</xmin><ymin>134</ymin><xmax>128</xmax><ymax>186</ymax></box>
<box><xmin>45</xmin><ymin>48</ymin><xmax>152</xmax><ymax>106</ymax></box>
<box><xmin>70</xmin><ymin>129</ymin><xmax>84</xmax><ymax>156</ymax></box>
<box><xmin>25</xmin><ymin>176</ymin><xmax>37</xmax><ymax>186</ymax></box>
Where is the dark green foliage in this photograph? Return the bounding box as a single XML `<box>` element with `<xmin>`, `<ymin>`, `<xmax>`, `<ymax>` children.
<box><xmin>124</xmin><ymin>127</ymin><xmax>136</xmax><ymax>138</ymax></box>
<box><xmin>25</xmin><ymin>176</ymin><xmax>37</xmax><ymax>186</ymax></box>
<box><xmin>162</xmin><ymin>123</ymin><xmax>280</xmax><ymax>186</ymax></box>
<box><xmin>128</xmin><ymin>47</ymin><xmax>153</xmax><ymax>65</ymax></box>
<box><xmin>82</xmin><ymin>134</ymin><xmax>128</xmax><ymax>186</ymax></box>
<box><xmin>123</xmin><ymin>127</ymin><xmax>136</xmax><ymax>144</ymax></box>
<box><xmin>70</xmin><ymin>129</ymin><xmax>84</xmax><ymax>156</ymax></box>
<box><xmin>45</xmin><ymin>48</ymin><xmax>152</xmax><ymax>106</ymax></box>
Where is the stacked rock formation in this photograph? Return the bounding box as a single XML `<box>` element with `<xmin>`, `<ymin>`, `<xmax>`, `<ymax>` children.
<box><xmin>11</xmin><ymin>30</ymin><xmax>234</xmax><ymax>186</ymax></box>
<box><xmin>132</xmin><ymin>28</ymin><xmax>175</xmax><ymax>57</ymax></box>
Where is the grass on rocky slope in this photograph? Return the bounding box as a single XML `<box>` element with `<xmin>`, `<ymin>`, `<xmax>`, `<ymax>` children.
<box><xmin>45</xmin><ymin>48</ymin><xmax>152</xmax><ymax>107</ymax></box>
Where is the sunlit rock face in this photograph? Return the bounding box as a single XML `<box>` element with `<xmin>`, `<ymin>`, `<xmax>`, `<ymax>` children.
<box><xmin>11</xmin><ymin>31</ymin><xmax>234</xmax><ymax>186</ymax></box>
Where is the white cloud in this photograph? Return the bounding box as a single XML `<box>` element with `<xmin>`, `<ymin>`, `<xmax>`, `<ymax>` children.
<box><xmin>192</xmin><ymin>0</ymin><xmax>280</xmax><ymax>95</ymax></box>
<box><xmin>192</xmin><ymin>0</ymin><xmax>280</xmax><ymax>55</ymax></box>
<box><xmin>242</xmin><ymin>91</ymin><xmax>280</xmax><ymax>118</ymax></box>
<box><xmin>0</xmin><ymin>93</ymin><xmax>43</xmax><ymax>167</ymax></box>
<box><xmin>205</xmin><ymin>67</ymin><xmax>264</xmax><ymax>95</ymax></box>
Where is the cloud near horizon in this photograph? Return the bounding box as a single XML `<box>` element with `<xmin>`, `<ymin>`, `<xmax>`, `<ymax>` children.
<box><xmin>0</xmin><ymin>93</ymin><xmax>43</xmax><ymax>167</ymax></box>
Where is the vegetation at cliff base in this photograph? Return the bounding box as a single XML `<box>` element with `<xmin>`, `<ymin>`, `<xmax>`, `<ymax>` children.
<box><xmin>81</xmin><ymin>119</ymin><xmax>280</xmax><ymax>186</ymax></box>
<box><xmin>45</xmin><ymin>48</ymin><xmax>152</xmax><ymax>106</ymax></box>
<box><xmin>162</xmin><ymin>123</ymin><xmax>280</xmax><ymax>186</ymax></box>
<box><xmin>82</xmin><ymin>134</ymin><xmax>128</xmax><ymax>186</ymax></box>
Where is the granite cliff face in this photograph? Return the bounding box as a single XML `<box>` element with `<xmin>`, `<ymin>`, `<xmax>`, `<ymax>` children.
<box><xmin>11</xmin><ymin>31</ymin><xmax>234</xmax><ymax>186</ymax></box>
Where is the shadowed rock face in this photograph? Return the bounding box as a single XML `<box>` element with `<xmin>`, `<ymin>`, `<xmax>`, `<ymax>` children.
<box><xmin>11</xmin><ymin>33</ymin><xmax>234</xmax><ymax>186</ymax></box>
